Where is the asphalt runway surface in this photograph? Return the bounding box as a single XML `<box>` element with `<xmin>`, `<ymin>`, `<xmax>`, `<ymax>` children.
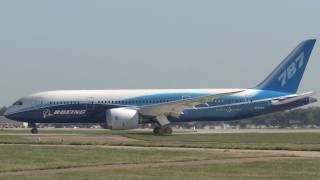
<box><xmin>1</xmin><ymin>128</ymin><xmax>320</xmax><ymax>135</ymax></box>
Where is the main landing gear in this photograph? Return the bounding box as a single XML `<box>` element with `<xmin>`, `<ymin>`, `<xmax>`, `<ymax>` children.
<box><xmin>153</xmin><ymin>126</ymin><xmax>173</xmax><ymax>135</ymax></box>
<box><xmin>29</xmin><ymin>123</ymin><xmax>39</xmax><ymax>134</ymax></box>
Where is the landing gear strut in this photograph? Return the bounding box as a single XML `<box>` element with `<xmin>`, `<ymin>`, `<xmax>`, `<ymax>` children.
<box><xmin>153</xmin><ymin>127</ymin><xmax>173</xmax><ymax>135</ymax></box>
<box><xmin>29</xmin><ymin>123</ymin><xmax>39</xmax><ymax>134</ymax></box>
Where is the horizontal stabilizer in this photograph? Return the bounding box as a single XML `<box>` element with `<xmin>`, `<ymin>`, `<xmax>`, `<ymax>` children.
<box><xmin>271</xmin><ymin>92</ymin><xmax>317</xmax><ymax>105</ymax></box>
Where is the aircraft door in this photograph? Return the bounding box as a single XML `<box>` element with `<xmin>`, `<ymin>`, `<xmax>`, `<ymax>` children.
<box><xmin>85</xmin><ymin>97</ymin><xmax>95</xmax><ymax>110</ymax></box>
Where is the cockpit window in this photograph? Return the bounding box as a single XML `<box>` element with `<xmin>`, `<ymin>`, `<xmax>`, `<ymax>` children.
<box><xmin>13</xmin><ymin>100</ymin><xmax>23</xmax><ymax>106</ymax></box>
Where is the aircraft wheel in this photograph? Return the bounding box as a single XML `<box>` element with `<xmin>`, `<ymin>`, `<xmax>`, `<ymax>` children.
<box><xmin>163</xmin><ymin>127</ymin><xmax>173</xmax><ymax>135</ymax></box>
<box><xmin>153</xmin><ymin>127</ymin><xmax>172</xmax><ymax>135</ymax></box>
<box><xmin>153</xmin><ymin>127</ymin><xmax>161</xmax><ymax>135</ymax></box>
<box><xmin>31</xmin><ymin>128</ymin><xmax>39</xmax><ymax>134</ymax></box>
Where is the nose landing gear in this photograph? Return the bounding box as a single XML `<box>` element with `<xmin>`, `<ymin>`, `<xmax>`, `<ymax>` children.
<box><xmin>31</xmin><ymin>128</ymin><xmax>39</xmax><ymax>134</ymax></box>
<box><xmin>29</xmin><ymin>123</ymin><xmax>39</xmax><ymax>134</ymax></box>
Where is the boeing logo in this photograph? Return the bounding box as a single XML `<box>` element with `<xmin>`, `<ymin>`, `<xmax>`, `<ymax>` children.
<box><xmin>43</xmin><ymin>109</ymin><xmax>86</xmax><ymax>118</ymax></box>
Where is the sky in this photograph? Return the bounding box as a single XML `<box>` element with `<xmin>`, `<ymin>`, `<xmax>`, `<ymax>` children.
<box><xmin>0</xmin><ymin>0</ymin><xmax>320</xmax><ymax>106</ymax></box>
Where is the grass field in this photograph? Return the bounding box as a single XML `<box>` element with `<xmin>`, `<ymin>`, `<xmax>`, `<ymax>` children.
<box><xmin>0</xmin><ymin>144</ymin><xmax>279</xmax><ymax>173</ymax></box>
<box><xmin>122</xmin><ymin>131</ymin><xmax>320</xmax><ymax>151</ymax></box>
<box><xmin>0</xmin><ymin>129</ymin><xmax>320</xmax><ymax>180</ymax></box>
<box><xmin>3</xmin><ymin>158</ymin><xmax>319</xmax><ymax>180</ymax></box>
<box><xmin>1</xmin><ymin>129</ymin><xmax>320</xmax><ymax>151</ymax></box>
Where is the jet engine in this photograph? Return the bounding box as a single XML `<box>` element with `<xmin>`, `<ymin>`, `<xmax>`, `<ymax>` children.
<box><xmin>106</xmin><ymin>108</ymin><xmax>140</xmax><ymax>130</ymax></box>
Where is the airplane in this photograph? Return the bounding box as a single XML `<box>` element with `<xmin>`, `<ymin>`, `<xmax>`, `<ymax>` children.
<box><xmin>4</xmin><ymin>39</ymin><xmax>318</xmax><ymax>135</ymax></box>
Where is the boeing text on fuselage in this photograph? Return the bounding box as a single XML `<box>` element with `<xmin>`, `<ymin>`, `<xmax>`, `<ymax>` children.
<box><xmin>43</xmin><ymin>109</ymin><xmax>86</xmax><ymax>119</ymax></box>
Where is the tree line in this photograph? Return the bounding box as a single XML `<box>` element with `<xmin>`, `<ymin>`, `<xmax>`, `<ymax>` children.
<box><xmin>187</xmin><ymin>107</ymin><xmax>320</xmax><ymax>128</ymax></box>
<box><xmin>244</xmin><ymin>106</ymin><xmax>320</xmax><ymax>127</ymax></box>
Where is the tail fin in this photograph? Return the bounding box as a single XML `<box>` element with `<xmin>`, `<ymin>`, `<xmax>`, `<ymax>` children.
<box><xmin>255</xmin><ymin>39</ymin><xmax>316</xmax><ymax>93</ymax></box>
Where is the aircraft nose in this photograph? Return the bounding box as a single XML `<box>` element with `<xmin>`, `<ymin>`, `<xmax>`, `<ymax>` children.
<box><xmin>3</xmin><ymin>108</ymin><xmax>8</xmax><ymax>116</ymax></box>
<box><xmin>3</xmin><ymin>106</ymin><xmax>26</xmax><ymax>121</ymax></box>
<box><xmin>4</xmin><ymin>107</ymin><xmax>12</xmax><ymax>119</ymax></box>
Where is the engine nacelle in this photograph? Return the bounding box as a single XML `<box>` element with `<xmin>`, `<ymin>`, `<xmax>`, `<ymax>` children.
<box><xmin>106</xmin><ymin>108</ymin><xmax>140</xmax><ymax>130</ymax></box>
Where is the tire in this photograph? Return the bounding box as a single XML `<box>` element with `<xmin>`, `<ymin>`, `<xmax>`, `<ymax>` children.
<box><xmin>31</xmin><ymin>128</ymin><xmax>39</xmax><ymax>134</ymax></box>
<box><xmin>163</xmin><ymin>127</ymin><xmax>173</xmax><ymax>135</ymax></box>
<box><xmin>153</xmin><ymin>127</ymin><xmax>161</xmax><ymax>135</ymax></box>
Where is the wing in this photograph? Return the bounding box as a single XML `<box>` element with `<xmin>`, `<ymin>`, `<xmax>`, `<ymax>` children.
<box><xmin>138</xmin><ymin>90</ymin><xmax>244</xmax><ymax>118</ymax></box>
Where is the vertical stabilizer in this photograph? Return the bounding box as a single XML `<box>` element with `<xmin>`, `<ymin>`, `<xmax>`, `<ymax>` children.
<box><xmin>255</xmin><ymin>39</ymin><xmax>316</xmax><ymax>93</ymax></box>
